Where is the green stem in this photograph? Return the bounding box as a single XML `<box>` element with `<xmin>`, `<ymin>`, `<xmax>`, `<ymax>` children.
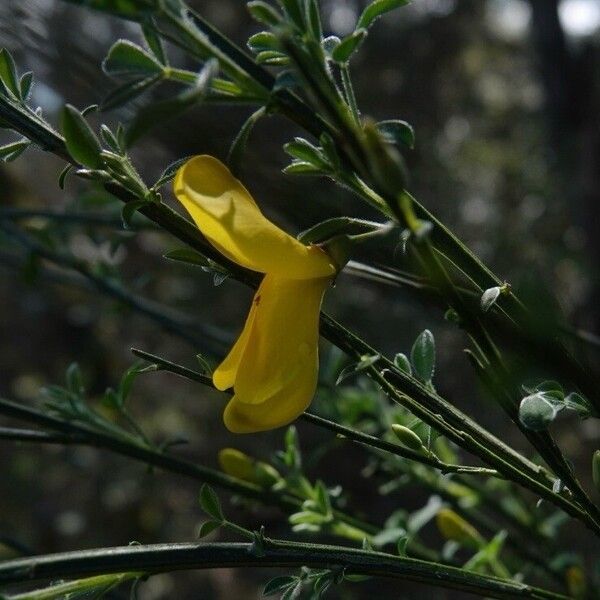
<box><xmin>0</xmin><ymin>540</ymin><xmax>569</xmax><ymax>600</ymax></box>
<box><xmin>340</xmin><ymin>64</ymin><xmax>360</xmax><ymax>125</ymax></box>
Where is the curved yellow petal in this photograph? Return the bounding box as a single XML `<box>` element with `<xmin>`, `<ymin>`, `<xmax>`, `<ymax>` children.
<box><xmin>234</xmin><ymin>274</ymin><xmax>330</xmax><ymax>405</ymax></box>
<box><xmin>173</xmin><ymin>155</ymin><xmax>335</xmax><ymax>279</ymax></box>
<box><xmin>212</xmin><ymin>278</ymin><xmax>263</xmax><ymax>391</ymax></box>
<box><xmin>223</xmin><ymin>355</ymin><xmax>318</xmax><ymax>433</ymax></box>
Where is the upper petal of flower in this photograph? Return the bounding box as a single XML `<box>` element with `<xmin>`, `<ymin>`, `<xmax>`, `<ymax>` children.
<box><xmin>174</xmin><ymin>155</ymin><xmax>336</xmax><ymax>279</ymax></box>
<box><xmin>233</xmin><ymin>274</ymin><xmax>330</xmax><ymax>406</ymax></box>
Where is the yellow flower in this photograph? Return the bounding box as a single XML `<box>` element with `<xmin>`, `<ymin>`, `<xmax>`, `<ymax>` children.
<box><xmin>174</xmin><ymin>155</ymin><xmax>336</xmax><ymax>433</ymax></box>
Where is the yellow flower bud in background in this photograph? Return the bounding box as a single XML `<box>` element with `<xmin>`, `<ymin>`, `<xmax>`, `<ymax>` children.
<box><xmin>218</xmin><ymin>448</ymin><xmax>255</xmax><ymax>482</ymax></box>
<box><xmin>436</xmin><ymin>508</ymin><xmax>484</xmax><ymax>549</ymax></box>
<box><xmin>391</xmin><ymin>424</ymin><xmax>424</xmax><ymax>452</ymax></box>
<box><xmin>218</xmin><ymin>448</ymin><xmax>281</xmax><ymax>488</ymax></box>
<box><xmin>565</xmin><ymin>566</ymin><xmax>586</xmax><ymax>599</ymax></box>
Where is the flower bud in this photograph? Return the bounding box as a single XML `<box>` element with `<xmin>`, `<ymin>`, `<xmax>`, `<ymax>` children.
<box><xmin>218</xmin><ymin>448</ymin><xmax>256</xmax><ymax>482</ymax></box>
<box><xmin>436</xmin><ymin>508</ymin><xmax>483</xmax><ymax>549</ymax></box>
<box><xmin>391</xmin><ymin>424</ymin><xmax>424</xmax><ymax>452</ymax></box>
<box><xmin>254</xmin><ymin>462</ymin><xmax>282</xmax><ymax>488</ymax></box>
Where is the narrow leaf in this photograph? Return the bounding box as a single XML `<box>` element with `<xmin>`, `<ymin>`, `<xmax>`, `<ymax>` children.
<box><xmin>410</xmin><ymin>329</ymin><xmax>435</xmax><ymax>384</ymax></box>
<box><xmin>377</xmin><ymin>119</ymin><xmax>415</xmax><ymax>149</ymax></box>
<box><xmin>199</xmin><ymin>484</ymin><xmax>224</xmax><ymax>521</ymax></box>
<box><xmin>331</xmin><ymin>29</ymin><xmax>367</xmax><ymax>64</ymax></box>
<box><xmin>101</xmin><ymin>74</ymin><xmax>161</xmax><ymax>111</ymax></box>
<box><xmin>228</xmin><ymin>106</ymin><xmax>266</xmax><ymax>177</ymax></box>
<box><xmin>61</xmin><ymin>104</ymin><xmax>102</xmax><ymax>168</ymax></box>
<box><xmin>0</xmin><ymin>48</ymin><xmax>20</xmax><ymax>98</ymax></box>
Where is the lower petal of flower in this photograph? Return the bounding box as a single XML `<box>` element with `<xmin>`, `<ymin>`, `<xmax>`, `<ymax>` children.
<box><xmin>234</xmin><ymin>274</ymin><xmax>330</xmax><ymax>406</ymax></box>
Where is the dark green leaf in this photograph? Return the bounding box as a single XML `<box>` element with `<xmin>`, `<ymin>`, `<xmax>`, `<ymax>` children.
<box><xmin>121</xmin><ymin>200</ymin><xmax>147</xmax><ymax>230</ymax></box>
<box><xmin>284</xmin><ymin>138</ymin><xmax>328</xmax><ymax>169</ymax></box>
<box><xmin>101</xmin><ymin>74</ymin><xmax>161</xmax><ymax>111</ymax></box>
<box><xmin>102</xmin><ymin>40</ymin><xmax>163</xmax><ymax>76</ymax></box>
<box><xmin>125</xmin><ymin>59</ymin><xmax>218</xmax><ymax>146</ymax></box>
<box><xmin>564</xmin><ymin>392</ymin><xmax>592</xmax><ymax>418</ymax></box>
<box><xmin>298</xmin><ymin>217</ymin><xmax>356</xmax><ymax>244</ymax></box>
<box><xmin>410</xmin><ymin>329</ymin><xmax>435</xmax><ymax>384</ymax></box>
<box><xmin>331</xmin><ymin>29</ymin><xmax>367</xmax><ymax>64</ymax></box>
<box><xmin>247</xmin><ymin>1</ymin><xmax>283</xmax><ymax>26</ymax></box>
<box><xmin>305</xmin><ymin>0</ymin><xmax>323</xmax><ymax>41</ymax></box>
<box><xmin>256</xmin><ymin>50</ymin><xmax>289</xmax><ymax>66</ymax></box>
<box><xmin>263</xmin><ymin>576</ymin><xmax>296</xmax><ymax>597</ymax></box>
<box><xmin>197</xmin><ymin>520</ymin><xmax>221</xmax><ymax>538</ymax></box>
<box><xmin>58</xmin><ymin>164</ymin><xmax>73</xmax><ymax>189</ymax></box>
<box><xmin>0</xmin><ymin>48</ymin><xmax>20</xmax><ymax>98</ymax></box>
<box><xmin>319</xmin><ymin>132</ymin><xmax>340</xmax><ymax>171</ymax></box>
<box><xmin>199</xmin><ymin>484</ymin><xmax>224</xmax><ymax>521</ymax></box>
<box><xmin>247</xmin><ymin>32</ymin><xmax>279</xmax><ymax>53</ymax></box>
<box><xmin>163</xmin><ymin>247</ymin><xmax>210</xmax><ymax>267</ymax></box>
<box><xmin>61</xmin><ymin>104</ymin><xmax>103</xmax><ymax>168</ymax></box>
<box><xmin>19</xmin><ymin>71</ymin><xmax>34</xmax><ymax>101</ymax></box>
<box><xmin>142</xmin><ymin>19</ymin><xmax>168</xmax><ymax>65</ymax></box>
<box><xmin>278</xmin><ymin>0</ymin><xmax>305</xmax><ymax>29</ymax></box>
<box><xmin>377</xmin><ymin>119</ymin><xmax>415</xmax><ymax>149</ymax></box>
<box><xmin>519</xmin><ymin>392</ymin><xmax>561</xmax><ymax>431</ymax></box>
<box><xmin>100</xmin><ymin>125</ymin><xmax>121</xmax><ymax>152</ymax></box>
<box><xmin>393</xmin><ymin>352</ymin><xmax>412</xmax><ymax>375</ymax></box>
<box><xmin>282</xmin><ymin>160</ymin><xmax>322</xmax><ymax>175</ymax></box>
<box><xmin>228</xmin><ymin>107</ymin><xmax>266</xmax><ymax>177</ymax></box>
<box><xmin>357</xmin><ymin>0</ymin><xmax>410</xmax><ymax>30</ymax></box>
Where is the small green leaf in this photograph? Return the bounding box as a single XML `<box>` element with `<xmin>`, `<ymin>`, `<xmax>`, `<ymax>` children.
<box><xmin>393</xmin><ymin>352</ymin><xmax>412</xmax><ymax>375</ymax></box>
<box><xmin>197</xmin><ymin>520</ymin><xmax>221</xmax><ymax>538</ymax></box>
<box><xmin>410</xmin><ymin>329</ymin><xmax>435</xmax><ymax>384</ymax></box>
<box><xmin>228</xmin><ymin>107</ymin><xmax>266</xmax><ymax>177</ymax></box>
<box><xmin>154</xmin><ymin>156</ymin><xmax>193</xmax><ymax>188</ymax></box>
<box><xmin>119</xmin><ymin>362</ymin><xmax>144</xmax><ymax>404</ymax></box>
<box><xmin>199</xmin><ymin>484</ymin><xmax>224</xmax><ymax>521</ymax></box>
<box><xmin>282</xmin><ymin>160</ymin><xmax>322</xmax><ymax>175</ymax></box>
<box><xmin>331</xmin><ymin>29</ymin><xmax>367</xmax><ymax>64</ymax></box>
<box><xmin>397</xmin><ymin>535</ymin><xmax>409</xmax><ymax>556</ymax></box>
<box><xmin>298</xmin><ymin>217</ymin><xmax>356</xmax><ymax>244</ymax></box>
<box><xmin>142</xmin><ymin>19</ymin><xmax>167</xmax><ymax>65</ymax></box>
<box><xmin>19</xmin><ymin>71</ymin><xmax>34</xmax><ymax>101</ymax></box>
<box><xmin>377</xmin><ymin>119</ymin><xmax>415</xmax><ymax>149</ymax></box>
<box><xmin>357</xmin><ymin>0</ymin><xmax>410</xmax><ymax>30</ymax></box>
<box><xmin>102</xmin><ymin>40</ymin><xmax>163</xmax><ymax>76</ymax></box>
<box><xmin>247</xmin><ymin>1</ymin><xmax>283</xmax><ymax>26</ymax></box>
<box><xmin>564</xmin><ymin>392</ymin><xmax>592</xmax><ymax>418</ymax></box>
<box><xmin>61</xmin><ymin>104</ymin><xmax>103</xmax><ymax>168</ymax></box>
<box><xmin>100</xmin><ymin>125</ymin><xmax>120</xmax><ymax>152</ymax></box>
<box><xmin>58</xmin><ymin>164</ymin><xmax>73</xmax><ymax>189</ymax></box>
<box><xmin>279</xmin><ymin>0</ymin><xmax>305</xmax><ymax>29</ymax></box>
<box><xmin>121</xmin><ymin>199</ymin><xmax>147</xmax><ymax>230</ymax></box>
<box><xmin>263</xmin><ymin>576</ymin><xmax>296</xmax><ymax>597</ymax></box>
<box><xmin>247</xmin><ymin>32</ymin><xmax>279</xmax><ymax>53</ymax></box>
<box><xmin>256</xmin><ymin>50</ymin><xmax>289</xmax><ymax>66</ymax></box>
<box><xmin>0</xmin><ymin>139</ymin><xmax>30</xmax><ymax>162</ymax></box>
<box><xmin>284</xmin><ymin>138</ymin><xmax>329</xmax><ymax>169</ymax></box>
<box><xmin>305</xmin><ymin>0</ymin><xmax>323</xmax><ymax>40</ymax></box>
<box><xmin>0</xmin><ymin>48</ymin><xmax>20</xmax><ymax>98</ymax></box>
<box><xmin>101</xmin><ymin>74</ymin><xmax>161</xmax><ymax>111</ymax></box>
<box><xmin>519</xmin><ymin>392</ymin><xmax>562</xmax><ymax>431</ymax></box>
<box><xmin>163</xmin><ymin>247</ymin><xmax>210</xmax><ymax>267</ymax></box>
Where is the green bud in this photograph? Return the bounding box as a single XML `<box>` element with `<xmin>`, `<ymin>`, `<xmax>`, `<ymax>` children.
<box><xmin>391</xmin><ymin>424</ymin><xmax>424</xmax><ymax>452</ymax></box>
<box><xmin>254</xmin><ymin>462</ymin><xmax>282</xmax><ymax>488</ymax></box>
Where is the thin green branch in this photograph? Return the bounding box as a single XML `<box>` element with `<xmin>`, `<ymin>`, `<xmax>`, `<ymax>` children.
<box><xmin>0</xmin><ymin>539</ymin><xmax>569</xmax><ymax>600</ymax></box>
<box><xmin>130</xmin><ymin>347</ymin><xmax>498</xmax><ymax>477</ymax></box>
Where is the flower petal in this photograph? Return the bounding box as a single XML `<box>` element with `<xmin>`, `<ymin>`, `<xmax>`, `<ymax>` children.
<box><xmin>234</xmin><ymin>274</ymin><xmax>329</xmax><ymax>406</ymax></box>
<box><xmin>223</xmin><ymin>356</ymin><xmax>318</xmax><ymax>433</ymax></box>
<box><xmin>212</xmin><ymin>279</ymin><xmax>262</xmax><ymax>391</ymax></box>
<box><xmin>173</xmin><ymin>155</ymin><xmax>335</xmax><ymax>279</ymax></box>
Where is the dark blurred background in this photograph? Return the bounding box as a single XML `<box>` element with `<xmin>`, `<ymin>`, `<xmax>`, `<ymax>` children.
<box><xmin>1</xmin><ymin>0</ymin><xmax>599</xmax><ymax>597</ymax></box>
